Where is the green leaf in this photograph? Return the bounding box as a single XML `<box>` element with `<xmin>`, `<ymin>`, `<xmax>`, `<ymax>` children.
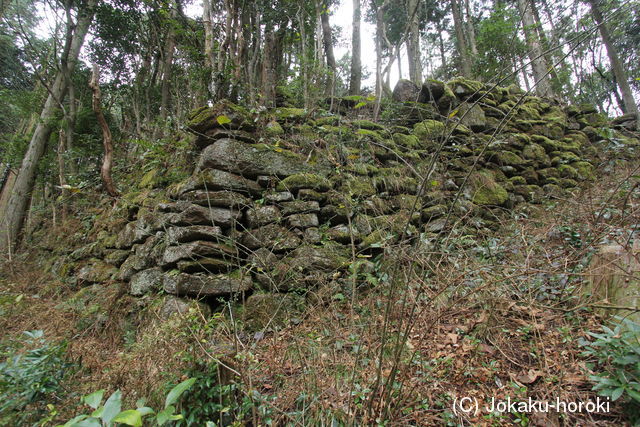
<box><xmin>611</xmin><ymin>387</ymin><xmax>625</xmax><ymax>401</ymax></box>
<box><xmin>216</xmin><ymin>115</ymin><xmax>232</xmax><ymax>125</ymax></box>
<box><xmin>354</xmin><ymin>102</ymin><xmax>367</xmax><ymax>109</ymax></box>
<box><xmin>165</xmin><ymin>378</ymin><xmax>196</xmax><ymax>409</ymax></box>
<box><xmin>61</xmin><ymin>415</ymin><xmax>88</xmax><ymax>427</ymax></box>
<box><xmin>137</xmin><ymin>407</ymin><xmax>155</xmax><ymax>416</ymax></box>
<box><xmin>113</xmin><ymin>410</ymin><xmax>143</xmax><ymax>427</ymax></box>
<box><xmin>83</xmin><ymin>390</ymin><xmax>105</xmax><ymax>410</ymax></box>
<box><xmin>73</xmin><ymin>419</ymin><xmax>101</xmax><ymax>427</ymax></box>
<box><xmin>156</xmin><ymin>406</ymin><xmax>174</xmax><ymax>426</ymax></box>
<box><xmin>101</xmin><ymin>390</ymin><xmax>122</xmax><ymax>425</ymax></box>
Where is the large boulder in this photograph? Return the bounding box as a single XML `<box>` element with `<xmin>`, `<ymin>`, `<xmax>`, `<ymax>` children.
<box><xmin>392</xmin><ymin>79</ymin><xmax>423</xmax><ymax>103</ymax></box>
<box><xmin>197</xmin><ymin>138</ymin><xmax>310</xmax><ymax>178</ymax></box>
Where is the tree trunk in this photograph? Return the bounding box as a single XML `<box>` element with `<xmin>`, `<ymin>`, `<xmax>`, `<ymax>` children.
<box><xmin>451</xmin><ymin>0</ymin><xmax>472</xmax><ymax>77</ymax></box>
<box><xmin>57</xmin><ymin>129</ymin><xmax>68</xmax><ymax>222</ymax></box>
<box><xmin>160</xmin><ymin>5</ymin><xmax>177</xmax><ymax>123</ymax></box>
<box><xmin>0</xmin><ymin>0</ymin><xmax>95</xmax><ymax>253</ymax></box>
<box><xmin>517</xmin><ymin>0</ymin><xmax>553</xmax><ymax>97</ymax></box>
<box><xmin>202</xmin><ymin>0</ymin><xmax>215</xmax><ymax>97</ymax></box>
<box><xmin>262</xmin><ymin>30</ymin><xmax>277</xmax><ymax>107</ymax></box>
<box><xmin>89</xmin><ymin>63</ymin><xmax>119</xmax><ymax>198</ymax></box>
<box><xmin>319</xmin><ymin>1</ymin><xmax>336</xmax><ymax>97</ymax></box>
<box><xmin>464</xmin><ymin>0</ymin><xmax>478</xmax><ymax>56</ymax></box>
<box><xmin>373</xmin><ymin>0</ymin><xmax>390</xmax><ymax>119</ymax></box>
<box><xmin>588</xmin><ymin>0</ymin><xmax>639</xmax><ymax>121</ymax></box>
<box><xmin>406</xmin><ymin>0</ymin><xmax>422</xmax><ymax>84</ymax></box>
<box><xmin>349</xmin><ymin>0</ymin><xmax>362</xmax><ymax>95</ymax></box>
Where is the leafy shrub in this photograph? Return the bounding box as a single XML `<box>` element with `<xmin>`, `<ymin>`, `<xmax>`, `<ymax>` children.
<box><xmin>580</xmin><ymin>317</ymin><xmax>640</xmax><ymax>411</ymax></box>
<box><xmin>179</xmin><ymin>363</ymin><xmax>275</xmax><ymax>426</ymax></box>
<box><xmin>0</xmin><ymin>330</ymin><xmax>71</xmax><ymax>424</ymax></box>
<box><xmin>58</xmin><ymin>377</ymin><xmax>195</xmax><ymax>427</ymax></box>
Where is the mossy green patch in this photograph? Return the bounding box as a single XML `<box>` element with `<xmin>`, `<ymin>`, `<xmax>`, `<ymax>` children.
<box><xmin>470</xmin><ymin>171</ymin><xmax>509</xmax><ymax>206</ymax></box>
<box><xmin>413</xmin><ymin>119</ymin><xmax>446</xmax><ymax>140</ymax></box>
<box><xmin>276</xmin><ymin>173</ymin><xmax>332</xmax><ymax>192</ymax></box>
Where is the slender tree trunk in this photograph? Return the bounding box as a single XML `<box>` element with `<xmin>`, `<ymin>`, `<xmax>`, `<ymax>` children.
<box><xmin>451</xmin><ymin>0</ymin><xmax>472</xmax><ymax>77</ymax></box>
<box><xmin>406</xmin><ymin>0</ymin><xmax>422</xmax><ymax>84</ymax></box>
<box><xmin>57</xmin><ymin>129</ymin><xmax>68</xmax><ymax>222</ymax></box>
<box><xmin>373</xmin><ymin>0</ymin><xmax>390</xmax><ymax>119</ymax></box>
<box><xmin>437</xmin><ymin>24</ymin><xmax>447</xmax><ymax>75</ymax></box>
<box><xmin>90</xmin><ymin>63</ymin><xmax>119</xmax><ymax>198</ymax></box>
<box><xmin>262</xmin><ymin>30</ymin><xmax>277</xmax><ymax>107</ymax></box>
<box><xmin>0</xmin><ymin>0</ymin><xmax>95</xmax><ymax>253</ymax></box>
<box><xmin>160</xmin><ymin>5</ymin><xmax>176</xmax><ymax>123</ymax></box>
<box><xmin>517</xmin><ymin>0</ymin><xmax>553</xmax><ymax>97</ymax></box>
<box><xmin>464</xmin><ymin>0</ymin><xmax>478</xmax><ymax>56</ymax></box>
<box><xmin>319</xmin><ymin>1</ymin><xmax>336</xmax><ymax>97</ymax></box>
<box><xmin>349</xmin><ymin>0</ymin><xmax>362</xmax><ymax>95</ymax></box>
<box><xmin>202</xmin><ymin>0</ymin><xmax>215</xmax><ymax>97</ymax></box>
<box><xmin>65</xmin><ymin>82</ymin><xmax>77</xmax><ymax>174</ymax></box>
<box><xmin>588</xmin><ymin>0</ymin><xmax>639</xmax><ymax>121</ymax></box>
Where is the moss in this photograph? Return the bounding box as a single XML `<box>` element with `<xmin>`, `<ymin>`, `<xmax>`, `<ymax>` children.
<box><xmin>558</xmin><ymin>178</ymin><xmax>578</xmax><ymax>188</ymax></box>
<box><xmin>491</xmin><ymin>150</ymin><xmax>526</xmax><ymax>166</ymax></box>
<box><xmin>470</xmin><ymin>171</ymin><xmax>509</xmax><ymax>206</ymax></box>
<box><xmin>314</xmin><ymin>116</ymin><xmax>341</xmax><ymax>126</ymax></box>
<box><xmin>558</xmin><ymin>164</ymin><xmax>578</xmax><ymax>179</ymax></box>
<box><xmin>521</xmin><ymin>143</ymin><xmax>550</xmax><ymax>165</ymax></box>
<box><xmin>354</xmin><ymin>128</ymin><xmax>383</xmax><ymax>142</ymax></box>
<box><xmin>276</xmin><ymin>173</ymin><xmax>332</xmax><ymax>192</ymax></box>
<box><xmin>340</xmin><ymin>176</ymin><xmax>376</xmax><ymax>198</ymax></box>
<box><xmin>186</xmin><ymin>100</ymin><xmax>252</xmax><ymax>133</ymax></box>
<box><xmin>372</xmin><ymin>175</ymin><xmax>417</xmax><ymax>194</ymax></box>
<box><xmin>413</xmin><ymin>119</ymin><xmax>446</xmax><ymax>140</ymax></box>
<box><xmin>517</xmin><ymin>102</ymin><xmax>543</xmax><ymax>120</ymax></box>
<box><xmin>551</xmin><ymin>151</ymin><xmax>581</xmax><ymax>165</ymax></box>
<box><xmin>509</xmin><ymin>176</ymin><xmax>527</xmax><ymax>185</ymax></box>
<box><xmin>392</xmin><ymin>133</ymin><xmax>420</xmax><ymax>149</ymax></box>
<box><xmin>537</xmin><ymin>168</ymin><xmax>560</xmax><ymax>180</ymax></box>
<box><xmin>274</xmin><ymin>107</ymin><xmax>307</xmax><ymax>121</ymax></box>
<box><xmin>570</xmin><ymin>161</ymin><xmax>595</xmax><ymax>180</ymax></box>
<box><xmin>353</xmin><ymin>119</ymin><xmax>385</xmax><ymax>130</ymax></box>
<box><xmin>447</xmin><ymin>77</ymin><xmax>485</xmax><ymax>97</ymax></box>
<box><xmin>577</xmin><ymin>112</ymin><xmax>608</xmax><ymax>128</ymax></box>
<box><xmin>139</xmin><ymin>168</ymin><xmax>159</xmax><ymax>189</ymax></box>
<box><xmin>265</xmin><ymin>120</ymin><xmax>284</xmax><ymax>136</ymax></box>
<box><xmin>319</xmin><ymin>125</ymin><xmax>349</xmax><ymax>135</ymax></box>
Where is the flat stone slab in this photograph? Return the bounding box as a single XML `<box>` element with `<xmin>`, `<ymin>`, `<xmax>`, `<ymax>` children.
<box><xmin>163</xmin><ymin>272</ymin><xmax>253</xmax><ymax>297</ymax></box>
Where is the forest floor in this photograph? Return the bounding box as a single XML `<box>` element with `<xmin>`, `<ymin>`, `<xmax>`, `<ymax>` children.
<box><xmin>1</xmin><ymin>159</ymin><xmax>639</xmax><ymax>426</ymax></box>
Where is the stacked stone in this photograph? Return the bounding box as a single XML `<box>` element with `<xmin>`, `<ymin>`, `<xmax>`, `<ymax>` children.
<box><xmin>70</xmin><ymin>78</ymin><xmax>638</xmax><ymax>318</ymax></box>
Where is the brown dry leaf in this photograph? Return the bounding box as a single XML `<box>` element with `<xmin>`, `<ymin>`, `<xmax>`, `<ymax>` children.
<box><xmin>516</xmin><ymin>369</ymin><xmax>543</xmax><ymax>384</ymax></box>
<box><xmin>446</xmin><ymin>333</ymin><xmax>459</xmax><ymax>345</ymax></box>
<box><xmin>479</xmin><ymin>343</ymin><xmax>496</xmax><ymax>355</ymax></box>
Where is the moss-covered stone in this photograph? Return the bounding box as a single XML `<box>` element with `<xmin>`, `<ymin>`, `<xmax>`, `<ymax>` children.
<box><xmin>392</xmin><ymin>133</ymin><xmax>420</xmax><ymax>149</ymax></box>
<box><xmin>413</xmin><ymin>119</ymin><xmax>446</xmax><ymax>140</ymax></box>
<box><xmin>274</xmin><ymin>107</ymin><xmax>307</xmax><ymax>121</ymax></box>
<box><xmin>521</xmin><ymin>143</ymin><xmax>549</xmax><ymax>165</ymax></box>
<box><xmin>513</xmin><ymin>185</ymin><xmax>544</xmax><ymax>202</ymax></box>
<box><xmin>491</xmin><ymin>150</ymin><xmax>526</xmax><ymax>166</ymax></box>
<box><xmin>186</xmin><ymin>101</ymin><xmax>253</xmax><ymax>133</ymax></box>
<box><xmin>570</xmin><ymin>161</ymin><xmax>595</xmax><ymax>180</ymax></box>
<box><xmin>340</xmin><ymin>176</ymin><xmax>376</xmax><ymax>198</ymax></box>
<box><xmin>276</xmin><ymin>173</ymin><xmax>332</xmax><ymax>192</ymax></box>
<box><xmin>469</xmin><ymin>171</ymin><xmax>509</xmax><ymax>206</ymax></box>
<box><xmin>353</xmin><ymin>119</ymin><xmax>385</xmax><ymax>130</ymax></box>
<box><xmin>265</xmin><ymin>120</ymin><xmax>284</xmax><ymax>136</ymax></box>
<box><xmin>356</xmin><ymin>128</ymin><xmax>384</xmax><ymax>142</ymax></box>
<box><xmin>447</xmin><ymin>77</ymin><xmax>485</xmax><ymax>98</ymax></box>
<box><xmin>558</xmin><ymin>164</ymin><xmax>578</xmax><ymax>179</ymax></box>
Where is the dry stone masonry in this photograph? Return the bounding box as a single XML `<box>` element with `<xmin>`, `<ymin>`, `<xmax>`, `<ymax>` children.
<box><xmin>69</xmin><ymin>77</ymin><xmax>639</xmax><ymax>322</ymax></box>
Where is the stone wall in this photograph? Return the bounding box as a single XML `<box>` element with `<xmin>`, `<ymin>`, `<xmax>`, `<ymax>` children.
<box><xmin>70</xmin><ymin>78</ymin><xmax>638</xmax><ymax>319</ymax></box>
